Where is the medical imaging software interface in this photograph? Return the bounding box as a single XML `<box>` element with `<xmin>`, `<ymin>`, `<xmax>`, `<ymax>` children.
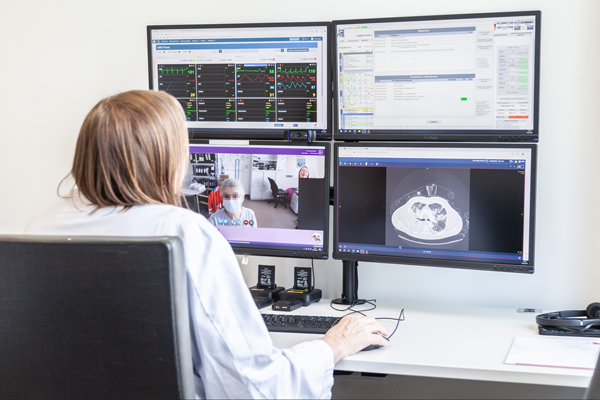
<box><xmin>335</xmin><ymin>14</ymin><xmax>537</xmax><ymax>134</ymax></box>
<box><xmin>183</xmin><ymin>143</ymin><xmax>327</xmax><ymax>254</ymax></box>
<box><xmin>336</xmin><ymin>145</ymin><xmax>534</xmax><ymax>267</ymax></box>
<box><xmin>149</xmin><ymin>25</ymin><xmax>329</xmax><ymax>133</ymax></box>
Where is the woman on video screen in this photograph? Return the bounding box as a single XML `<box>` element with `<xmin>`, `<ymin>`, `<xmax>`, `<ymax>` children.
<box><xmin>208</xmin><ymin>178</ymin><xmax>257</xmax><ymax>227</ymax></box>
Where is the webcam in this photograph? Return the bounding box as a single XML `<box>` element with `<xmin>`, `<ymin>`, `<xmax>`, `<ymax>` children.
<box><xmin>285</xmin><ymin>130</ymin><xmax>316</xmax><ymax>143</ymax></box>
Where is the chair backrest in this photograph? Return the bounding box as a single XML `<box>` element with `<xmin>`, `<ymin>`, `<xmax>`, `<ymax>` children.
<box><xmin>585</xmin><ymin>353</ymin><xmax>600</xmax><ymax>399</ymax></box>
<box><xmin>0</xmin><ymin>235</ymin><xmax>194</xmax><ymax>400</ymax></box>
<box><xmin>268</xmin><ymin>177</ymin><xmax>279</xmax><ymax>195</ymax></box>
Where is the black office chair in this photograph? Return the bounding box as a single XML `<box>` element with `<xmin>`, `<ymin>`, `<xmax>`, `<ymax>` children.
<box><xmin>585</xmin><ymin>353</ymin><xmax>600</xmax><ymax>399</ymax></box>
<box><xmin>268</xmin><ymin>177</ymin><xmax>288</xmax><ymax>209</ymax></box>
<box><xmin>0</xmin><ymin>235</ymin><xmax>194</xmax><ymax>400</ymax></box>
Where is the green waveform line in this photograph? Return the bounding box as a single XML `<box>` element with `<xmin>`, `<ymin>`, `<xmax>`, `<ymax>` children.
<box><xmin>278</xmin><ymin>66</ymin><xmax>316</xmax><ymax>74</ymax></box>
<box><xmin>237</xmin><ymin>68</ymin><xmax>267</xmax><ymax>73</ymax></box>
<box><xmin>161</xmin><ymin>67</ymin><xmax>188</xmax><ymax>74</ymax></box>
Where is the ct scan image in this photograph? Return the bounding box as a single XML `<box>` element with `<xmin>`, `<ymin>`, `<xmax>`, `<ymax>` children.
<box><xmin>385</xmin><ymin>168</ymin><xmax>470</xmax><ymax>250</ymax></box>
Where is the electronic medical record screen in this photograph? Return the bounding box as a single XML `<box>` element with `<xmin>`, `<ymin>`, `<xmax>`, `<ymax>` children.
<box><xmin>333</xmin><ymin>143</ymin><xmax>536</xmax><ymax>273</ymax></box>
<box><xmin>333</xmin><ymin>11</ymin><xmax>541</xmax><ymax>141</ymax></box>
<box><xmin>183</xmin><ymin>141</ymin><xmax>330</xmax><ymax>259</ymax></box>
<box><xmin>148</xmin><ymin>22</ymin><xmax>332</xmax><ymax>140</ymax></box>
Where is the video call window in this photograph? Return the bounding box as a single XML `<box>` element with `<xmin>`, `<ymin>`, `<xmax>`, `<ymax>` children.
<box><xmin>182</xmin><ymin>142</ymin><xmax>328</xmax><ymax>254</ymax></box>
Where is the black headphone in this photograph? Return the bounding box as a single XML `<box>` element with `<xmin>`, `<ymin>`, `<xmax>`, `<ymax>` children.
<box><xmin>536</xmin><ymin>302</ymin><xmax>600</xmax><ymax>329</ymax></box>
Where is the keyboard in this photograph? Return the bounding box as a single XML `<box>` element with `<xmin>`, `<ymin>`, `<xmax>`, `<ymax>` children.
<box><xmin>262</xmin><ymin>313</ymin><xmax>341</xmax><ymax>334</ymax></box>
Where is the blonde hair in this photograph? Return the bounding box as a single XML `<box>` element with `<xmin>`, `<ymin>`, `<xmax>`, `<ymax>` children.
<box><xmin>299</xmin><ymin>165</ymin><xmax>309</xmax><ymax>178</ymax></box>
<box><xmin>67</xmin><ymin>90</ymin><xmax>188</xmax><ymax>209</ymax></box>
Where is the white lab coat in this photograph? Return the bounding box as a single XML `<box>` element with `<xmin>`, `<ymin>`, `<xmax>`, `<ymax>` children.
<box><xmin>24</xmin><ymin>195</ymin><xmax>334</xmax><ymax>399</ymax></box>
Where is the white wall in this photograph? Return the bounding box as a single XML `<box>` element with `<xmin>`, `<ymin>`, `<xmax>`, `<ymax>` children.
<box><xmin>1</xmin><ymin>0</ymin><xmax>598</xmax><ymax>311</ymax></box>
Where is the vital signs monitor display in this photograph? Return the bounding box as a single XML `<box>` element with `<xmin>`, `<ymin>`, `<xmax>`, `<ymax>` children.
<box><xmin>148</xmin><ymin>22</ymin><xmax>332</xmax><ymax>140</ymax></box>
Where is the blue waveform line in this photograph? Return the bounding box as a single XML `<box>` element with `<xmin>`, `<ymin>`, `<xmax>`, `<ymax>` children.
<box><xmin>277</xmin><ymin>81</ymin><xmax>311</xmax><ymax>90</ymax></box>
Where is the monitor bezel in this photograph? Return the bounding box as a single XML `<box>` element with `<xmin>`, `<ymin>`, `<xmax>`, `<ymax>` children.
<box><xmin>147</xmin><ymin>22</ymin><xmax>333</xmax><ymax>141</ymax></box>
<box><xmin>188</xmin><ymin>139</ymin><xmax>331</xmax><ymax>259</ymax></box>
<box><xmin>332</xmin><ymin>10</ymin><xmax>541</xmax><ymax>142</ymax></box>
<box><xmin>332</xmin><ymin>141</ymin><xmax>537</xmax><ymax>273</ymax></box>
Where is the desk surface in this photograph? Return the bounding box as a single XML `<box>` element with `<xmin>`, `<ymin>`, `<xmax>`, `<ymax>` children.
<box><xmin>263</xmin><ymin>300</ymin><xmax>594</xmax><ymax>388</ymax></box>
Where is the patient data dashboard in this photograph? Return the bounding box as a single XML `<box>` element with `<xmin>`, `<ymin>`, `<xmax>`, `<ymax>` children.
<box><xmin>149</xmin><ymin>25</ymin><xmax>330</xmax><ymax>133</ymax></box>
<box><xmin>335</xmin><ymin>14</ymin><xmax>538</xmax><ymax>133</ymax></box>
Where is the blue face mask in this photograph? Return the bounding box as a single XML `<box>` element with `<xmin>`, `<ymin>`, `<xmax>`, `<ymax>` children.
<box><xmin>223</xmin><ymin>199</ymin><xmax>242</xmax><ymax>214</ymax></box>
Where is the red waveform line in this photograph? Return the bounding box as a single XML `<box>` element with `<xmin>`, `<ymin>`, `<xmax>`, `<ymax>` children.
<box><xmin>277</xmin><ymin>75</ymin><xmax>308</xmax><ymax>82</ymax></box>
<box><xmin>238</xmin><ymin>74</ymin><xmax>270</xmax><ymax>82</ymax></box>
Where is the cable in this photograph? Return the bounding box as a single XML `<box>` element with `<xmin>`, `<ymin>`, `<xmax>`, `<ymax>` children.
<box><xmin>354</xmin><ymin>261</ymin><xmax>359</xmax><ymax>302</ymax></box>
<box><xmin>580</xmin><ymin>319</ymin><xmax>600</xmax><ymax>332</ymax></box>
<box><xmin>330</xmin><ymin>298</ymin><xmax>376</xmax><ymax>314</ymax></box>
<box><xmin>375</xmin><ymin>308</ymin><xmax>405</xmax><ymax>340</ymax></box>
<box><xmin>329</xmin><ymin>298</ymin><xmax>405</xmax><ymax>340</ymax></box>
<box><xmin>311</xmin><ymin>258</ymin><xmax>315</xmax><ymax>290</ymax></box>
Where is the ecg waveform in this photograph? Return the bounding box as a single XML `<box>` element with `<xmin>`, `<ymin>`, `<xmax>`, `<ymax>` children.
<box><xmin>161</xmin><ymin>67</ymin><xmax>189</xmax><ymax>74</ymax></box>
<box><xmin>238</xmin><ymin>74</ymin><xmax>270</xmax><ymax>82</ymax></box>
<box><xmin>277</xmin><ymin>75</ymin><xmax>308</xmax><ymax>82</ymax></box>
<box><xmin>236</xmin><ymin>64</ymin><xmax>275</xmax><ymax>98</ymax></box>
<box><xmin>158</xmin><ymin>64</ymin><xmax>196</xmax><ymax>98</ymax></box>
<box><xmin>278</xmin><ymin>66</ymin><xmax>316</xmax><ymax>74</ymax></box>
<box><xmin>277</xmin><ymin>82</ymin><xmax>311</xmax><ymax>90</ymax></box>
<box><xmin>276</xmin><ymin>63</ymin><xmax>317</xmax><ymax>98</ymax></box>
<box><xmin>157</xmin><ymin>62</ymin><xmax>320</xmax><ymax>125</ymax></box>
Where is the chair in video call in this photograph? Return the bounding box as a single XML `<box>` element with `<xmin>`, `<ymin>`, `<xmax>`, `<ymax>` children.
<box><xmin>0</xmin><ymin>235</ymin><xmax>194</xmax><ymax>400</ymax></box>
<box><xmin>268</xmin><ymin>177</ymin><xmax>288</xmax><ymax>209</ymax></box>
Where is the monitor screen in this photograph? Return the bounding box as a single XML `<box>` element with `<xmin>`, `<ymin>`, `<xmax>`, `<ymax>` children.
<box><xmin>333</xmin><ymin>11</ymin><xmax>541</xmax><ymax>142</ymax></box>
<box><xmin>333</xmin><ymin>142</ymin><xmax>536</xmax><ymax>273</ymax></box>
<box><xmin>147</xmin><ymin>22</ymin><xmax>332</xmax><ymax>140</ymax></box>
<box><xmin>182</xmin><ymin>141</ymin><xmax>330</xmax><ymax>259</ymax></box>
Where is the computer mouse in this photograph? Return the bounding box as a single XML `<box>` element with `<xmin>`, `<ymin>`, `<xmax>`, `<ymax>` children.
<box><xmin>360</xmin><ymin>333</ymin><xmax>389</xmax><ymax>351</ymax></box>
<box><xmin>361</xmin><ymin>344</ymin><xmax>383</xmax><ymax>351</ymax></box>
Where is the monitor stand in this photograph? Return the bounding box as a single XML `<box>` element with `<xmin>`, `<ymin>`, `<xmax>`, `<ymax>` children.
<box><xmin>332</xmin><ymin>260</ymin><xmax>366</xmax><ymax>305</ymax></box>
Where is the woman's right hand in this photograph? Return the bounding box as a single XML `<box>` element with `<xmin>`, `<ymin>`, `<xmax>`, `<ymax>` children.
<box><xmin>320</xmin><ymin>314</ymin><xmax>390</xmax><ymax>363</ymax></box>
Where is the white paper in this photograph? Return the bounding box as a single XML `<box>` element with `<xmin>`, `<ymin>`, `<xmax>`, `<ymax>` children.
<box><xmin>505</xmin><ymin>337</ymin><xmax>600</xmax><ymax>370</ymax></box>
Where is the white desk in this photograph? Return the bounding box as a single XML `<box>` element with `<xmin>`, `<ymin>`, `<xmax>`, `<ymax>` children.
<box><xmin>264</xmin><ymin>301</ymin><xmax>593</xmax><ymax>390</ymax></box>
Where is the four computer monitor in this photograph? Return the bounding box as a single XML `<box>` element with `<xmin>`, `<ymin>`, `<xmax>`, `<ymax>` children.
<box><xmin>333</xmin><ymin>142</ymin><xmax>536</xmax><ymax>273</ymax></box>
<box><xmin>182</xmin><ymin>141</ymin><xmax>330</xmax><ymax>259</ymax></box>
<box><xmin>148</xmin><ymin>12</ymin><xmax>540</xmax><ymax>270</ymax></box>
<box><xmin>333</xmin><ymin>11</ymin><xmax>541</xmax><ymax>142</ymax></box>
<box><xmin>147</xmin><ymin>22</ymin><xmax>332</xmax><ymax>140</ymax></box>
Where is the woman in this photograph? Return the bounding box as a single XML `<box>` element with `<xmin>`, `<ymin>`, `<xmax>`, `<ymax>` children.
<box><xmin>299</xmin><ymin>165</ymin><xmax>309</xmax><ymax>178</ymax></box>
<box><xmin>208</xmin><ymin>178</ymin><xmax>257</xmax><ymax>227</ymax></box>
<box><xmin>24</xmin><ymin>90</ymin><xmax>389</xmax><ymax>399</ymax></box>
